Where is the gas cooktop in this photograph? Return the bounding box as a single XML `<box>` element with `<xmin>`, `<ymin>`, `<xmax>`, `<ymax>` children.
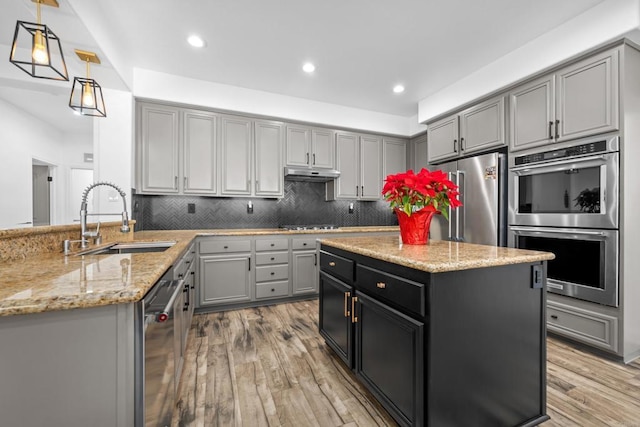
<box><xmin>280</xmin><ymin>224</ymin><xmax>339</xmax><ymax>231</ymax></box>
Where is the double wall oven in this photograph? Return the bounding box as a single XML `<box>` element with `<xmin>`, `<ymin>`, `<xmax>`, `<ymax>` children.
<box><xmin>508</xmin><ymin>135</ymin><xmax>619</xmax><ymax>307</ymax></box>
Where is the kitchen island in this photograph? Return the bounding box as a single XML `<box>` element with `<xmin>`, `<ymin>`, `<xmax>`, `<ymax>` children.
<box><xmin>318</xmin><ymin>236</ymin><xmax>555</xmax><ymax>427</ymax></box>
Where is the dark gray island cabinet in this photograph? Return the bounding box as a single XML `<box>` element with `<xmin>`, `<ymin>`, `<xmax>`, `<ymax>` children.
<box><xmin>318</xmin><ymin>236</ymin><xmax>555</xmax><ymax>427</ymax></box>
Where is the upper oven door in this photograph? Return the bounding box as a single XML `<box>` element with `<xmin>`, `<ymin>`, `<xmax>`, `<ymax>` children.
<box><xmin>509</xmin><ymin>151</ymin><xmax>618</xmax><ymax>228</ymax></box>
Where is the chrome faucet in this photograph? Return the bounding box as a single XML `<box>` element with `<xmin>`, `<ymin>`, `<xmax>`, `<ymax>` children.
<box><xmin>80</xmin><ymin>181</ymin><xmax>130</xmax><ymax>249</ymax></box>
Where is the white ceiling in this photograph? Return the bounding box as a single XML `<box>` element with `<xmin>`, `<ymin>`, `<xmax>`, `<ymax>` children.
<box><xmin>0</xmin><ymin>0</ymin><xmax>607</xmax><ymax>133</ymax></box>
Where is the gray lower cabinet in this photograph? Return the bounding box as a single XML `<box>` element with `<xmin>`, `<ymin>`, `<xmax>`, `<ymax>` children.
<box><xmin>199</xmin><ymin>238</ymin><xmax>252</xmax><ymax>306</ymax></box>
<box><xmin>255</xmin><ymin>237</ymin><xmax>290</xmax><ymax>300</ymax></box>
<box><xmin>292</xmin><ymin>236</ymin><xmax>319</xmax><ymax>295</ymax></box>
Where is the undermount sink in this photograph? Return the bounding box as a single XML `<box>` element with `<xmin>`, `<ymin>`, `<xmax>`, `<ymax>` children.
<box><xmin>77</xmin><ymin>241</ymin><xmax>176</xmax><ymax>255</ymax></box>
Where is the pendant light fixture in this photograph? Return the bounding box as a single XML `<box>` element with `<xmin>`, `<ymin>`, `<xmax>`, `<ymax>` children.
<box><xmin>69</xmin><ymin>49</ymin><xmax>107</xmax><ymax>117</ymax></box>
<box><xmin>9</xmin><ymin>0</ymin><xmax>68</xmax><ymax>81</ymax></box>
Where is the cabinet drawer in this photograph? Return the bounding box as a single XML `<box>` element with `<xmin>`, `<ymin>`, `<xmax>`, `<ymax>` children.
<box><xmin>256</xmin><ymin>281</ymin><xmax>289</xmax><ymax>299</ymax></box>
<box><xmin>256</xmin><ymin>239</ymin><xmax>289</xmax><ymax>252</ymax></box>
<box><xmin>199</xmin><ymin>239</ymin><xmax>251</xmax><ymax>254</ymax></box>
<box><xmin>292</xmin><ymin>238</ymin><xmax>317</xmax><ymax>251</ymax></box>
<box><xmin>256</xmin><ymin>265</ymin><xmax>289</xmax><ymax>282</ymax></box>
<box><xmin>356</xmin><ymin>265</ymin><xmax>425</xmax><ymax>317</ymax></box>
<box><xmin>256</xmin><ymin>252</ymin><xmax>289</xmax><ymax>266</ymax></box>
<box><xmin>547</xmin><ymin>301</ymin><xmax>618</xmax><ymax>352</ymax></box>
<box><xmin>320</xmin><ymin>250</ymin><xmax>354</xmax><ymax>284</ymax></box>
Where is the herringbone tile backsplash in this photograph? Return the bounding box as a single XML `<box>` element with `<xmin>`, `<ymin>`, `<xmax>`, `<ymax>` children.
<box><xmin>133</xmin><ymin>181</ymin><xmax>396</xmax><ymax>230</ymax></box>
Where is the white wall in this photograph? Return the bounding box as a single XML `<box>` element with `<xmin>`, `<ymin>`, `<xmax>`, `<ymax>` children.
<box><xmin>418</xmin><ymin>0</ymin><xmax>640</xmax><ymax>123</ymax></box>
<box><xmin>92</xmin><ymin>89</ymin><xmax>133</xmax><ymax>224</ymax></box>
<box><xmin>0</xmin><ymin>99</ymin><xmax>92</xmax><ymax>229</ymax></box>
<box><xmin>133</xmin><ymin>68</ymin><xmax>414</xmax><ymax>136</ymax></box>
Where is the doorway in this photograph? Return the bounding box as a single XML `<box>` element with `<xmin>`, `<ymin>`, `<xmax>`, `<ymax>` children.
<box><xmin>32</xmin><ymin>164</ymin><xmax>51</xmax><ymax>226</ymax></box>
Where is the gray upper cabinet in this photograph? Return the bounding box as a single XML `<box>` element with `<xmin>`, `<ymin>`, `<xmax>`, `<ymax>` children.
<box><xmin>427</xmin><ymin>114</ymin><xmax>459</xmax><ymax>163</ymax></box>
<box><xmin>255</xmin><ymin>120</ymin><xmax>284</xmax><ymax>197</ymax></box>
<box><xmin>329</xmin><ymin>132</ymin><xmax>382</xmax><ymax>200</ymax></box>
<box><xmin>359</xmin><ymin>135</ymin><xmax>383</xmax><ymax>200</ymax></box>
<box><xmin>138</xmin><ymin>103</ymin><xmax>180</xmax><ymax>193</ymax></box>
<box><xmin>383</xmin><ymin>137</ymin><xmax>408</xmax><ymax>178</ymax></box>
<box><xmin>459</xmin><ymin>96</ymin><xmax>505</xmax><ymax>155</ymax></box>
<box><xmin>428</xmin><ymin>96</ymin><xmax>505</xmax><ymax>164</ymax></box>
<box><xmin>183</xmin><ymin>110</ymin><xmax>217</xmax><ymax>195</ymax></box>
<box><xmin>220</xmin><ymin>115</ymin><xmax>253</xmax><ymax>196</ymax></box>
<box><xmin>556</xmin><ymin>48</ymin><xmax>619</xmax><ymax>141</ymax></box>
<box><xmin>286</xmin><ymin>125</ymin><xmax>335</xmax><ymax>169</ymax></box>
<box><xmin>510</xmin><ymin>47</ymin><xmax>619</xmax><ymax>152</ymax></box>
<box><xmin>332</xmin><ymin>132</ymin><xmax>359</xmax><ymax>199</ymax></box>
<box><xmin>509</xmin><ymin>75</ymin><xmax>555</xmax><ymax>151</ymax></box>
<box><xmin>412</xmin><ymin>133</ymin><xmax>428</xmax><ymax>171</ymax></box>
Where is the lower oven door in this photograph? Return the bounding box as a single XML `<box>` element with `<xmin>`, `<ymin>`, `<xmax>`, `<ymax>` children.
<box><xmin>509</xmin><ymin>226</ymin><xmax>618</xmax><ymax>307</ymax></box>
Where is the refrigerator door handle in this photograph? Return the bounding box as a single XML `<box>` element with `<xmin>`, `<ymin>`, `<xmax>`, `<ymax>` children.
<box><xmin>456</xmin><ymin>170</ymin><xmax>465</xmax><ymax>242</ymax></box>
<box><xmin>447</xmin><ymin>171</ymin><xmax>454</xmax><ymax>240</ymax></box>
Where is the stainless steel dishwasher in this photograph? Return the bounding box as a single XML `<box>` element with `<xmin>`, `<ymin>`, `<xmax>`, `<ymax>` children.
<box><xmin>134</xmin><ymin>275</ymin><xmax>184</xmax><ymax>427</ymax></box>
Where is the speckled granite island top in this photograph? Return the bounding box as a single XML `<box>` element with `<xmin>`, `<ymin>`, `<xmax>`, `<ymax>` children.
<box><xmin>0</xmin><ymin>226</ymin><xmax>398</xmax><ymax>317</ymax></box>
<box><xmin>320</xmin><ymin>236</ymin><xmax>555</xmax><ymax>273</ymax></box>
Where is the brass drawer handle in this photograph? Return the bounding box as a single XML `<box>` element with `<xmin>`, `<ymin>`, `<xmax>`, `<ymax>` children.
<box><xmin>351</xmin><ymin>296</ymin><xmax>358</xmax><ymax>323</ymax></box>
<box><xmin>329</xmin><ymin>261</ymin><xmax>336</xmax><ymax>266</ymax></box>
<box><xmin>376</xmin><ymin>282</ymin><xmax>386</xmax><ymax>289</ymax></box>
<box><xmin>344</xmin><ymin>291</ymin><xmax>351</xmax><ymax>317</ymax></box>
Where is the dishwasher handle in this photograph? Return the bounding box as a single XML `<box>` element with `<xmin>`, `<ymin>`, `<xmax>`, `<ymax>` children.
<box><xmin>151</xmin><ymin>279</ymin><xmax>184</xmax><ymax>322</ymax></box>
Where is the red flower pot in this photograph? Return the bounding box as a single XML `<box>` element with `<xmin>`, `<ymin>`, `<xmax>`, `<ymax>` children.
<box><xmin>395</xmin><ymin>207</ymin><xmax>437</xmax><ymax>245</ymax></box>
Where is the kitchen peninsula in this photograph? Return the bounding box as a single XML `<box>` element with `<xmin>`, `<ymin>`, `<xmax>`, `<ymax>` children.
<box><xmin>318</xmin><ymin>236</ymin><xmax>555</xmax><ymax>427</ymax></box>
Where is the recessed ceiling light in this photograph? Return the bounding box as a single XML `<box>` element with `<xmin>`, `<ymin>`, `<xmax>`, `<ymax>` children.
<box><xmin>302</xmin><ymin>62</ymin><xmax>316</xmax><ymax>73</ymax></box>
<box><xmin>187</xmin><ymin>35</ymin><xmax>205</xmax><ymax>48</ymax></box>
<box><xmin>393</xmin><ymin>85</ymin><xmax>405</xmax><ymax>93</ymax></box>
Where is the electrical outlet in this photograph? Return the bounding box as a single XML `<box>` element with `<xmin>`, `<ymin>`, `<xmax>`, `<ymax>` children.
<box><xmin>348</xmin><ymin>202</ymin><xmax>354</xmax><ymax>214</ymax></box>
<box><xmin>187</xmin><ymin>203</ymin><xmax>196</xmax><ymax>214</ymax></box>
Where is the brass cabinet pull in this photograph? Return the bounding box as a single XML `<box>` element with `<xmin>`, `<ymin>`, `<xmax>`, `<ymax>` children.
<box><xmin>351</xmin><ymin>296</ymin><xmax>358</xmax><ymax>323</ymax></box>
<box><xmin>376</xmin><ymin>282</ymin><xmax>386</xmax><ymax>289</ymax></box>
<box><xmin>344</xmin><ymin>291</ymin><xmax>351</xmax><ymax>317</ymax></box>
<box><xmin>329</xmin><ymin>261</ymin><xmax>336</xmax><ymax>266</ymax></box>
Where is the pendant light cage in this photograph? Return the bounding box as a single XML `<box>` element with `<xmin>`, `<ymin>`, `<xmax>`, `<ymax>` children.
<box><xmin>9</xmin><ymin>20</ymin><xmax>69</xmax><ymax>81</ymax></box>
<box><xmin>69</xmin><ymin>76</ymin><xmax>107</xmax><ymax>117</ymax></box>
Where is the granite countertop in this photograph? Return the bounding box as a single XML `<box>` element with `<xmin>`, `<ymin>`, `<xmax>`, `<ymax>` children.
<box><xmin>0</xmin><ymin>226</ymin><xmax>398</xmax><ymax>317</ymax></box>
<box><xmin>319</xmin><ymin>236</ymin><xmax>555</xmax><ymax>273</ymax></box>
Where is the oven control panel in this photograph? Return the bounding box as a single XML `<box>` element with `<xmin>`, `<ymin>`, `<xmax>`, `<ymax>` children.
<box><xmin>514</xmin><ymin>140</ymin><xmax>607</xmax><ymax>165</ymax></box>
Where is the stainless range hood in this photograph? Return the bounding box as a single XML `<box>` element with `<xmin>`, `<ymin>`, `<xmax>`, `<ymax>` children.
<box><xmin>284</xmin><ymin>166</ymin><xmax>340</xmax><ymax>182</ymax></box>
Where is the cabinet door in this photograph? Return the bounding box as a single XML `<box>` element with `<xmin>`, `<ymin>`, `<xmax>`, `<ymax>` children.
<box><xmin>412</xmin><ymin>134</ymin><xmax>428</xmax><ymax>172</ymax></box>
<box><xmin>360</xmin><ymin>135</ymin><xmax>383</xmax><ymax>200</ymax></box>
<box><xmin>220</xmin><ymin>116</ymin><xmax>253</xmax><ymax>196</ymax></box>
<box><xmin>319</xmin><ymin>272</ymin><xmax>354</xmax><ymax>368</ymax></box>
<box><xmin>509</xmin><ymin>75</ymin><xmax>555</xmax><ymax>152</ymax></box>
<box><xmin>334</xmin><ymin>132</ymin><xmax>359</xmax><ymax>199</ymax></box>
<box><xmin>311</xmin><ymin>128</ymin><xmax>335</xmax><ymax>169</ymax></box>
<box><xmin>459</xmin><ymin>96</ymin><xmax>505</xmax><ymax>155</ymax></box>
<box><xmin>183</xmin><ymin>110</ymin><xmax>217</xmax><ymax>194</ymax></box>
<box><xmin>255</xmin><ymin>120</ymin><xmax>284</xmax><ymax>197</ymax></box>
<box><xmin>292</xmin><ymin>250</ymin><xmax>318</xmax><ymax>295</ymax></box>
<box><xmin>139</xmin><ymin>104</ymin><xmax>180</xmax><ymax>193</ymax></box>
<box><xmin>427</xmin><ymin>114</ymin><xmax>459</xmax><ymax>163</ymax></box>
<box><xmin>355</xmin><ymin>292</ymin><xmax>424</xmax><ymax>427</ymax></box>
<box><xmin>286</xmin><ymin>125</ymin><xmax>311</xmax><ymax>167</ymax></box>
<box><xmin>556</xmin><ymin>48</ymin><xmax>619</xmax><ymax>142</ymax></box>
<box><xmin>199</xmin><ymin>255</ymin><xmax>252</xmax><ymax>305</ymax></box>
<box><xmin>383</xmin><ymin>137</ymin><xmax>407</xmax><ymax>178</ymax></box>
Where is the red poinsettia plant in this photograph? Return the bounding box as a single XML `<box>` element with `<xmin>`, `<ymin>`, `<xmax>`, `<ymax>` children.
<box><xmin>382</xmin><ymin>168</ymin><xmax>462</xmax><ymax>219</ymax></box>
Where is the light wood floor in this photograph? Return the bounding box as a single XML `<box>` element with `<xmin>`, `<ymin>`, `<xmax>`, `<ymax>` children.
<box><xmin>172</xmin><ymin>299</ymin><xmax>640</xmax><ymax>427</ymax></box>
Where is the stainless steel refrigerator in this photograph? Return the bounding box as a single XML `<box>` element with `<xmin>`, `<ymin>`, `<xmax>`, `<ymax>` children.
<box><xmin>429</xmin><ymin>151</ymin><xmax>507</xmax><ymax>246</ymax></box>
